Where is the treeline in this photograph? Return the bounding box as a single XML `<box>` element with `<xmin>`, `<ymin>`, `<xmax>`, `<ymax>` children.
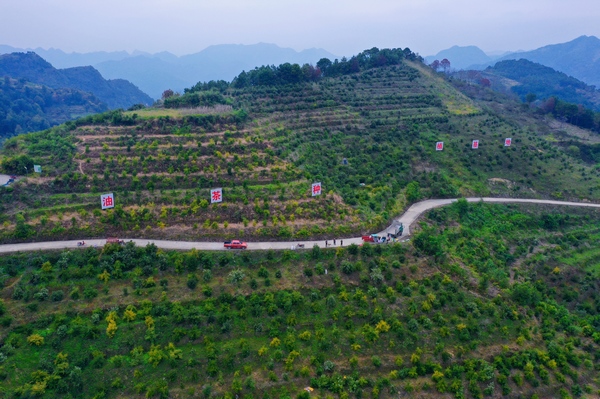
<box><xmin>69</xmin><ymin>108</ymin><xmax>248</xmax><ymax>129</ymax></box>
<box><xmin>536</xmin><ymin>97</ymin><xmax>600</xmax><ymax>132</ymax></box>
<box><xmin>163</xmin><ymin>90</ymin><xmax>230</xmax><ymax>109</ymax></box>
<box><xmin>185</xmin><ymin>47</ymin><xmax>421</xmax><ymax>92</ymax></box>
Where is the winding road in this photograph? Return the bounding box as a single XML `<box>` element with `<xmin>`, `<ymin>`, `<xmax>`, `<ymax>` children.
<box><xmin>2</xmin><ymin>197</ymin><xmax>600</xmax><ymax>254</ymax></box>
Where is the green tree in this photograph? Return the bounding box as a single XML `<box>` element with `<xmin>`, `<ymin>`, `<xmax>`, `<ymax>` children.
<box><xmin>405</xmin><ymin>181</ymin><xmax>422</xmax><ymax>203</ymax></box>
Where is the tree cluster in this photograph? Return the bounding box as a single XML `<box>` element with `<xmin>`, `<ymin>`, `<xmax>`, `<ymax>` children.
<box><xmin>182</xmin><ymin>47</ymin><xmax>421</xmax><ymax>91</ymax></box>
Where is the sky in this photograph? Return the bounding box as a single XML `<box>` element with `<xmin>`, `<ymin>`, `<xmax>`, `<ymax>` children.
<box><xmin>1</xmin><ymin>0</ymin><xmax>598</xmax><ymax>57</ymax></box>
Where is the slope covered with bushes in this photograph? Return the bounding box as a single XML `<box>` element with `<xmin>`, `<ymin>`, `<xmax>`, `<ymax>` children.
<box><xmin>0</xmin><ymin>202</ymin><xmax>599</xmax><ymax>398</ymax></box>
<box><xmin>2</xmin><ymin>48</ymin><xmax>600</xmax><ymax>243</ymax></box>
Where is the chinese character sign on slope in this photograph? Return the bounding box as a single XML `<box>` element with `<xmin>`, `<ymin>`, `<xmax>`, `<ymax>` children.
<box><xmin>436</xmin><ymin>142</ymin><xmax>444</xmax><ymax>151</ymax></box>
<box><xmin>211</xmin><ymin>188</ymin><xmax>223</xmax><ymax>203</ymax></box>
<box><xmin>312</xmin><ymin>182</ymin><xmax>322</xmax><ymax>197</ymax></box>
<box><xmin>505</xmin><ymin>138</ymin><xmax>512</xmax><ymax>147</ymax></box>
<box><xmin>101</xmin><ymin>193</ymin><xmax>115</xmax><ymax>210</ymax></box>
<box><xmin>33</xmin><ymin>165</ymin><xmax>42</xmax><ymax>173</ymax></box>
<box><xmin>472</xmin><ymin>140</ymin><xmax>479</xmax><ymax>149</ymax></box>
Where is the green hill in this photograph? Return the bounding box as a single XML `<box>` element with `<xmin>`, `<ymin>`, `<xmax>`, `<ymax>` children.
<box><xmin>482</xmin><ymin>59</ymin><xmax>600</xmax><ymax>112</ymax></box>
<box><xmin>2</xmin><ymin>47</ymin><xmax>600</xmax><ymax>399</ymax></box>
<box><xmin>2</xmin><ymin>47</ymin><xmax>600</xmax><ymax>245</ymax></box>
<box><xmin>0</xmin><ymin>52</ymin><xmax>153</xmax><ymax>110</ymax></box>
<box><xmin>0</xmin><ymin>201</ymin><xmax>599</xmax><ymax>398</ymax></box>
<box><xmin>0</xmin><ymin>76</ymin><xmax>108</xmax><ymax>140</ymax></box>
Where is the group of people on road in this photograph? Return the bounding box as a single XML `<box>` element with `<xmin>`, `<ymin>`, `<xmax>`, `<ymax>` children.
<box><xmin>325</xmin><ymin>239</ymin><xmax>343</xmax><ymax>247</ymax></box>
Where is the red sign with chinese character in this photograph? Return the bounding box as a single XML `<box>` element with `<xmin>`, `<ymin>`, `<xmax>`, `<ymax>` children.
<box><xmin>312</xmin><ymin>182</ymin><xmax>322</xmax><ymax>196</ymax></box>
<box><xmin>505</xmin><ymin>138</ymin><xmax>512</xmax><ymax>147</ymax></box>
<box><xmin>210</xmin><ymin>188</ymin><xmax>223</xmax><ymax>203</ymax></box>
<box><xmin>101</xmin><ymin>193</ymin><xmax>115</xmax><ymax>210</ymax></box>
<box><xmin>472</xmin><ymin>140</ymin><xmax>479</xmax><ymax>149</ymax></box>
<box><xmin>436</xmin><ymin>142</ymin><xmax>444</xmax><ymax>151</ymax></box>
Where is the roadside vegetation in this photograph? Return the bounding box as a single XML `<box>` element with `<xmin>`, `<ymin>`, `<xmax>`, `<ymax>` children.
<box><xmin>0</xmin><ymin>202</ymin><xmax>599</xmax><ymax>398</ymax></box>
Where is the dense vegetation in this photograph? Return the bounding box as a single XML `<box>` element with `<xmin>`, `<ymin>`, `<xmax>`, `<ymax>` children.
<box><xmin>1</xmin><ymin>203</ymin><xmax>599</xmax><ymax>398</ymax></box>
<box><xmin>0</xmin><ymin>76</ymin><xmax>107</xmax><ymax>140</ymax></box>
<box><xmin>0</xmin><ymin>52</ymin><xmax>153</xmax><ymax>112</ymax></box>
<box><xmin>229</xmin><ymin>48</ymin><xmax>420</xmax><ymax>88</ymax></box>
<box><xmin>485</xmin><ymin>59</ymin><xmax>600</xmax><ymax>112</ymax></box>
<box><xmin>453</xmin><ymin>59</ymin><xmax>600</xmax><ymax>132</ymax></box>
<box><xmin>3</xmin><ymin>48</ymin><xmax>600</xmax><ymax>244</ymax></box>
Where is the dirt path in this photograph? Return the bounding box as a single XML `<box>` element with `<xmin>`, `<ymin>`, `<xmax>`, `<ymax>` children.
<box><xmin>2</xmin><ymin>197</ymin><xmax>600</xmax><ymax>254</ymax></box>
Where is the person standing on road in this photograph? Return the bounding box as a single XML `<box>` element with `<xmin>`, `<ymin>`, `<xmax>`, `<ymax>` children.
<box><xmin>334</xmin><ymin>239</ymin><xmax>336</xmax><ymax>245</ymax></box>
<box><xmin>340</xmin><ymin>240</ymin><xmax>343</xmax><ymax>246</ymax></box>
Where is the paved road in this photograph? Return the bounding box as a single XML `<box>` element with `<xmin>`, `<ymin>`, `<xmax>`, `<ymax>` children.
<box><xmin>0</xmin><ymin>174</ymin><xmax>13</xmax><ymax>186</ymax></box>
<box><xmin>2</xmin><ymin>197</ymin><xmax>600</xmax><ymax>254</ymax></box>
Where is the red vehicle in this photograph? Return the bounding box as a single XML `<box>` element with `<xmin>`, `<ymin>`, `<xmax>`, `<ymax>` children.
<box><xmin>361</xmin><ymin>234</ymin><xmax>387</xmax><ymax>243</ymax></box>
<box><xmin>224</xmin><ymin>240</ymin><xmax>248</xmax><ymax>249</ymax></box>
<box><xmin>106</xmin><ymin>237</ymin><xmax>125</xmax><ymax>245</ymax></box>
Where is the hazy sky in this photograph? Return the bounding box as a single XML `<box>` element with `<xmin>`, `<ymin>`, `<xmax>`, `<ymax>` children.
<box><xmin>1</xmin><ymin>0</ymin><xmax>598</xmax><ymax>57</ymax></box>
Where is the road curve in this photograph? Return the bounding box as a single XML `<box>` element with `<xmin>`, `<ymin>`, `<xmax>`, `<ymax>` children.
<box><xmin>2</xmin><ymin>197</ymin><xmax>600</xmax><ymax>254</ymax></box>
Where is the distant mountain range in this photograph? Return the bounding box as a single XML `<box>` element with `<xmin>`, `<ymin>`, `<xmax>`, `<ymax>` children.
<box><xmin>426</xmin><ymin>36</ymin><xmax>600</xmax><ymax>89</ymax></box>
<box><xmin>424</xmin><ymin>46</ymin><xmax>498</xmax><ymax>70</ymax></box>
<box><xmin>494</xmin><ymin>35</ymin><xmax>600</xmax><ymax>89</ymax></box>
<box><xmin>0</xmin><ymin>52</ymin><xmax>153</xmax><ymax>109</ymax></box>
<box><xmin>0</xmin><ymin>43</ymin><xmax>338</xmax><ymax>99</ymax></box>
<box><xmin>0</xmin><ymin>52</ymin><xmax>153</xmax><ymax>138</ymax></box>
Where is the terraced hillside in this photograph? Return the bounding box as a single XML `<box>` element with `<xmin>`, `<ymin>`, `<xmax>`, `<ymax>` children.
<box><xmin>2</xmin><ymin>53</ymin><xmax>600</xmax><ymax>244</ymax></box>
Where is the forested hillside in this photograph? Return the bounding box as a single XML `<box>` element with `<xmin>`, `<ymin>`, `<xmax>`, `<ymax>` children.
<box><xmin>0</xmin><ymin>52</ymin><xmax>153</xmax><ymax>110</ymax></box>
<box><xmin>0</xmin><ymin>201</ymin><xmax>599</xmax><ymax>398</ymax></box>
<box><xmin>0</xmin><ymin>76</ymin><xmax>107</xmax><ymax>140</ymax></box>
<box><xmin>2</xmin><ymin>46</ymin><xmax>600</xmax><ymax>399</ymax></box>
<box><xmin>483</xmin><ymin>59</ymin><xmax>600</xmax><ymax>112</ymax></box>
<box><xmin>2</xmin><ymin>47</ymin><xmax>600</xmax><ymax>245</ymax></box>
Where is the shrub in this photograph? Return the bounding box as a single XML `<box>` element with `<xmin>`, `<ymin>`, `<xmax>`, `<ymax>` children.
<box><xmin>341</xmin><ymin>261</ymin><xmax>355</xmax><ymax>275</ymax></box>
<box><xmin>70</xmin><ymin>287</ymin><xmax>80</xmax><ymax>300</ymax></box>
<box><xmin>187</xmin><ymin>274</ymin><xmax>199</xmax><ymax>290</ymax></box>
<box><xmin>258</xmin><ymin>266</ymin><xmax>269</xmax><ymax>278</ymax></box>
<box><xmin>51</xmin><ymin>290</ymin><xmax>64</xmax><ymax>302</ymax></box>
<box><xmin>228</xmin><ymin>269</ymin><xmax>245</xmax><ymax>285</ymax></box>
<box><xmin>323</xmin><ymin>360</ymin><xmax>335</xmax><ymax>372</ymax></box>
<box><xmin>371</xmin><ymin>355</ymin><xmax>383</xmax><ymax>368</ymax></box>
<box><xmin>34</xmin><ymin>288</ymin><xmax>49</xmax><ymax>302</ymax></box>
<box><xmin>348</xmin><ymin>243</ymin><xmax>359</xmax><ymax>255</ymax></box>
<box><xmin>83</xmin><ymin>287</ymin><xmax>98</xmax><ymax>300</ymax></box>
<box><xmin>27</xmin><ymin>334</ymin><xmax>44</xmax><ymax>346</ymax></box>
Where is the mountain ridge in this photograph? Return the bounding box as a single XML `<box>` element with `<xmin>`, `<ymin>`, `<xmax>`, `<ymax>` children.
<box><xmin>0</xmin><ymin>43</ymin><xmax>338</xmax><ymax>99</ymax></box>
<box><xmin>0</xmin><ymin>52</ymin><xmax>153</xmax><ymax>109</ymax></box>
